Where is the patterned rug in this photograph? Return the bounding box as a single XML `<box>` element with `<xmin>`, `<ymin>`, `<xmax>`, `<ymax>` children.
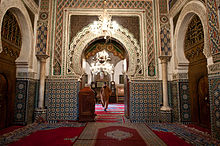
<box><xmin>74</xmin><ymin>122</ymin><xmax>166</xmax><ymax>146</ymax></box>
<box><xmin>0</xmin><ymin>122</ymin><xmax>86</xmax><ymax>146</ymax></box>
<box><xmin>146</xmin><ymin>123</ymin><xmax>220</xmax><ymax>145</ymax></box>
<box><xmin>95</xmin><ymin>104</ymin><xmax>125</xmax><ymax>123</ymax></box>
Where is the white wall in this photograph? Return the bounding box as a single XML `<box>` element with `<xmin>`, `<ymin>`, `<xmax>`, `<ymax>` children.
<box><xmin>114</xmin><ymin>60</ymin><xmax>124</xmax><ymax>84</ymax></box>
<box><xmin>85</xmin><ymin>62</ymin><xmax>92</xmax><ymax>84</ymax></box>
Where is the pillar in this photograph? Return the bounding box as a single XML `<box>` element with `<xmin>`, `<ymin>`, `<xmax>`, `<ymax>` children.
<box><xmin>35</xmin><ymin>54</ymin><xmax>49</xmax><ymax>122</ymax></box>
<box><xmin>159</xmin><ymin>56</ymin><xmax>171</xmax><ymax>111</ymax></box>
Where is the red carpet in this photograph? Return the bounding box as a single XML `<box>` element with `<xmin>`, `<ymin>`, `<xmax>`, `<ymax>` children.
<box><xmin>95</xmin><ymin>126</ymin><xmax>147</xmax><ymax>146</ymax></box>
<box><xmin>9</xmin><ymin>126</ymin><xmax>85</xmax><ymax>146</ymax></box>
<box><xmin>152</xmin><ymin>130</ymin><xmax>191</xmax><ymax>146</ymax></box>
<box><xmin>95</xmin><ymin>104</ymin><xmax>125</xmax><ymax>123</ymax></box>
<box><xmin>0</xmin><ymin>126</ymin><xmax>23</xmax><ymax>136</ymax></box>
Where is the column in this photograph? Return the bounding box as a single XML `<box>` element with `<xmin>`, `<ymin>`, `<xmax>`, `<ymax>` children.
<box><xmin>35</xmin><ymin>54</ymin><xmax>49</xmax><ymax>122</ymax></box>
<box><xmin>159</xmin><ymin>56</ymin><xmax>171</xmax><ymax>111</ymax></box>
<box><xmin>37</xmin><ymin>54</ymin><xmax>49</xmax><ymax>108</ymax></box>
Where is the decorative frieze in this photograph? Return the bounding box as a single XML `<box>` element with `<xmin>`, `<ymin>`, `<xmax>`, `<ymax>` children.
<box><xmin>208</xmin><ymin>62</ymin><xmax>220</xmax><ymax>75</ymax></box>
<box><xmin>172</xmin><ymin>73</ymin><xmax>188</xmax><ymax>80</ymax></box>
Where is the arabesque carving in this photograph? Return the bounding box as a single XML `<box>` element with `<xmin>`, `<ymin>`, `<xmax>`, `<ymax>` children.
<box><xmin>67</xmin><ymin>23</ymin><xmax>142</xmax><ymax>78</ymax></box>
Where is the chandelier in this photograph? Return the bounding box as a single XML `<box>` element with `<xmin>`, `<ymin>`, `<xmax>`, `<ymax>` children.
<box><xmin>90</xmin><ymin>1</ymin><xmax>119</xmax><ymax>39</ymax></box>
<box><xmin>90</xmin><ymin>50</ymin><xmax>114</xmax><ymax>75</ymax></box>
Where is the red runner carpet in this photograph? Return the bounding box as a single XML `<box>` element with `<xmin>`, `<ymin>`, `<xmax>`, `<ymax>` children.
<box><xmin>95</xmin><ymin>104</ymin><xmax>125</xmax><ymax>123</ymax></box>
<box><xmin>0</xmin><ymin>126</ymin><xmax>23</xmax><ymax>136</ymax></box>
<box><xmin>152</xmin><ymin>130</ymin><xmax>191</xmax><ymax>146</ymax></box>
<box><xmin>9</xmin><ymin>126</ymin><xmax>85</xmax><ymax>146</ymax></box>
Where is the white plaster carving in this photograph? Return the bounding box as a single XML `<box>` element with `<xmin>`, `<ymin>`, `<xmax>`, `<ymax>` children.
<box><xmin>0</xmin><ymin>0</ymin><xmax>37</xmax><ymax>78</ymax></box>
<box><xmin>68</xmin><ymin>24</ymin><xmax>140</xmax><ymax>79</ymax></box>
<box><xmin>172</xmin><ymin>1</ymin><xmax>211</xmax><ymax>73</ymax></box>
<box><xmin>60</xmin><ymin>9</ymin><xmax>148</xmax><ymax>80</ymax></box>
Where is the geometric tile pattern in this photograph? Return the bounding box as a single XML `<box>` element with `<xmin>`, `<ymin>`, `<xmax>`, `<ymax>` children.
<box><xmin>14</xmin><ymin>79</ymin><xmax>37</xmax><ymax>125</ymax></box>
<box><xmin>14</xmin><ymin>80</ymin><xmax>28</xmax><ymax>125</ymax></box>
<box><xmin>207</xmin><ymin>0</ymin><xmax>220</xmax><ymax>57</ymax></box>
<box><xmin>179</xmin><ymin>82</ymin><xmax>191</xmax><ymax>123</ymax></box>
<box><xmin>208</xmin><ymin>75</ymin><xmax>220</xmax><ymax>139</ymax></box>
<box><xmin>36</xmin><ymin>0</ymin><xmax>49</xmax><ymax>54</ymax></box>
<box><xmin>26</xmin><ymin>80</ymin><xmax>37</xmax><ymax>124</ymax></box>
<box><xmin>145</xmin><ymin>2</ymin><xmax>156</xmax><ymax>76</ymax></box>
<box><xmin>160</xmin><ymin>27</ymin><xmax>171</xmax><ymax>56</ymax></box>
<box><xmin>160</xmin><ymin>110</ymin><xmax>172</xmax><ymax>122</ymax></box>
<box><xmin>36</xmin><ymin>24</ymin><xmax>48</xmax><ymax>54</ymax></box>
<box><xmin>159</xmin><ymin>0</ymin><xmax>168</xmax><ymax>13</ymax></box>
<box><xmin>45</xmin><ymin>79</ymin><xmax>80</xmax><ymax>122</ymax></box>
<box><xmin>129</xmin><ymin>81</ymin><xmax>161</xmax><ymax>122</ymax></box>
<box><xmin>40</xmin><ymin>0</ymin><xmax>49</xmax><ymax>11</ymax></box>
<box><xmin>53</xmin><ymin>0</ymin><xmax>155</xmax><ymax>77</ymax></box>
<box><xmin>170</xmin><ymin>81</ymin><xmax>180</xmax><ymax>122</ymax></box>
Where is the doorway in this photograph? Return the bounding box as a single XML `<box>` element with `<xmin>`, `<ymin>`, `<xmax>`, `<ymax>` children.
<box><xmin>81</xmin><ymin>38</ymin><xmax>128</xmax><ymax>122</ymax></box>
<box><xmin>0</xmin><ymin>74</ymin><xmax>8</xmax><ymax>129</ymax></box>
<box><xmin>184</xmin><ymin>15</ymin><xmax>210</xmax><ymax>129</ymax></box>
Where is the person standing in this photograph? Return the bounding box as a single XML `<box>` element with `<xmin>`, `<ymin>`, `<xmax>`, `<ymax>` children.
<box><xmin>100</xmin><ymin>82</ymin><xmax>112</xmax><ymax>111</ymax></box>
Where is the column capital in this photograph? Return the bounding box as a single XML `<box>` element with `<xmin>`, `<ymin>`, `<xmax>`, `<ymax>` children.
<box><xmin>36</xmin><ymin>54</ymin><xmax>49</xmax><ymax>62</ymax></box>
<box><xmin>159</xmin><ymin>56</ymin><xmax>171</xmax><ymax>63</ymax></box>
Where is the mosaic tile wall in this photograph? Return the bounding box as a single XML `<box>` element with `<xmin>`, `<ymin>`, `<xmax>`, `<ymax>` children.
<box><xmin>208</xmin><ymin>75</ymin><xmax>220</xmax><ymax>139</ymax></box>
<box><xmin>179</xmin><ymin>82</ymin><xmax>191</xmax><ymax>123</ymax></box>
<box><xmin>14</xmin><ymin>79</ymin><xmax>37</xmax><ymax>125</ymax></box>
<box><xmin>129</xmin><ymin>81</ymin><xmax>162</xmax><ymax>122</ymax></box>
<box><xmin>36</xmin><ymin>0</ymin><xmax>50</xmax><ymax>54</ymax></box>
<box><xmin>170</xmin><ymin>81</ymin><xmax>180</xmax><ymax>122</ymax></box>
<box><xmin>207</xmin><ymin>0</ymin><xmax>220</xmax><ymax>62</ymax></box>
<box><xmin>160</xmin><ymin>27</ymin><xmax>171</xmax><ymax>56</ymax></box>
<box><xmin>36</xmin><ymin>24</ymin><xmax>48</xmax><ymax>54</ymax></box>
<box><xmin>45</xmin><ymin>79</ymin><xmax>79</xmax><ymax>122</ymax></box>
<box><xmin>159</xmin><ymin>0</ymin><xmax>168</xmax><ymax>13</ymax></box>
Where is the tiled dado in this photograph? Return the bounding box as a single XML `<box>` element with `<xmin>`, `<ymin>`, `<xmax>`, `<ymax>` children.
<box><xmin>170</xmin><ymin>80</ymin><xmax>191</xmax><ymax>123</ymax></box>
<box><xmin>178</xmin><ymin>81</ymin><xmax>191</xmax><ymax>123</ymax></box>
<box><xmin>129</xmin><ymin>81</ymin><xmax>162</xmax><ymax>122</ymax></box>
<box><xmin>45</xmin><ymin>79</ymin><xmax>79</xmax><ymax>122</ymax></box>
<box><xmin>14</xmin><ymin>79</ymin><xmax>37</xmax><ymax>125</ymax></box>
<box><xmin>208</xmin><ymin>74</ymin><xmax>220</xmax><ymax>140</ymax></box>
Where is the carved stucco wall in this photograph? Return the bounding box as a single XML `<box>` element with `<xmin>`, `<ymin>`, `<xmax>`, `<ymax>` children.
<box><xmin>173</xmin><ymin>1</ymin><xmax>210</xmax><ymax>72</ymax></box>
<box><xmin>49</xmin><ymin>0</ymin><xmax>158</xmax><ymax>79</ymax></box>
<box><xmin>67</xmin><ymin>23</ymin><xmax>139</xmax><ymax>79</ymax></box>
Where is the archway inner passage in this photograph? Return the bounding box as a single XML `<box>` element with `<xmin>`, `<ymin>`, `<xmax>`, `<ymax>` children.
<box><xmin>82</xmin><ymin>38</ymin><xmax>128</xmax><ymax>122</ymax></box>
<box><xmin>184</xmin><ymin>15</ymin><xmax>210</xmax><ymax>129</ymax></box>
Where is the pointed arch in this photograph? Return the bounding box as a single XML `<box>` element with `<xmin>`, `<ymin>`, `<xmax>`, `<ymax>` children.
<box><xmin>0</xmin><ymin>0</ymin><xmax>34</xmax><ymax>72</ymax></box>
<box><xmin>173</xmin><ymin>0</ymin><xmax>210</xmax><ymax>70</ymax></box>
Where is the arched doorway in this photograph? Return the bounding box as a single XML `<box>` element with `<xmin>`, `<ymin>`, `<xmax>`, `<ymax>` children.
<box><xmin>0</xmin><ymin>10</ymin><xmax>22</xmax><ymax>128</ymax></box>
<box><xmin>0</xmin><ymin>74</ymin><xmax>8</xmax><ymax>129</ymax></box>
<box><xmin>184</xmin><ymin>15</ymin><xmax>210</xmax><ymax>128</ymax></box>
<box><xmin>82</xmin><ymin>38</ymin><xmax>128</xmax><ymax>104</ymax></box>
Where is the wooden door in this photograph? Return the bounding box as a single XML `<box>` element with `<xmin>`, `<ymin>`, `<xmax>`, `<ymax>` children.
<box><xmin>0</xmin><ymin>74</ymin><xmax>8</xmax><ymax>129</ymax></box>
<box><xmin>198</xmin><ymin>76</ymin><xmax>210</xmax><ymax>128</ymax></box>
